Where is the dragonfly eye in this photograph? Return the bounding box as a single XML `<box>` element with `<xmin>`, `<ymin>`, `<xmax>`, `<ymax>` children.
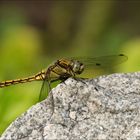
<box><xmin>72</xmin><ymin>61</ymin><xmax>84</xmax><ymax>74</ymax></box>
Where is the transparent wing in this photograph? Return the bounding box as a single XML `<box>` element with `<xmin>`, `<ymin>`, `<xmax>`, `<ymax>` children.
<box><xmin>39</xmin><ymin>78</ymin><xmax>50</xmax><ymax>102</ymax></box>
<box><xmin>71</xmin><ymin>54</ymin><xmax>128</xmax><ymax>69</ymax></box>
<box><xmin>39</xmin><ymin>77</ymin><xmax>55</xmax><ymax>118</ymax></box>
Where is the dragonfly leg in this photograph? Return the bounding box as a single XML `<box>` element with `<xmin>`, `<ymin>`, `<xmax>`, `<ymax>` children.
<box><xmin>72</xmin><ymin>76</ymin><xmax>88</xmax><ymax>86</ymax></box>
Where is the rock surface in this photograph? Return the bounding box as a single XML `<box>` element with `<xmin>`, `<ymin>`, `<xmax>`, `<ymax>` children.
<box><xmin>1</xmin><ymin>72</ymin><xmax>140</xmax><ymax>140</ymax></box>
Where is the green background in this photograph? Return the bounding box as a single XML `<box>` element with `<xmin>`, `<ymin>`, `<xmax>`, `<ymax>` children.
<box><xmin>0</xmin><ymin>0</ymin><xmax>140</xmax><ymax>134</ymax></box>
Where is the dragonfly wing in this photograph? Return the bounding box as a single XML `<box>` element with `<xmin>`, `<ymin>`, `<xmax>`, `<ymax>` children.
<box><xmin>70</xmin><ymin>54</ymin><xmax>128</xmax><ymax>78</ymax></box>
<box><xmin>39</xmin><ymin>78</ymin><xmax>55</xmax><ymax>119</ymax></box>
<box><xmin>39</xmin><ymin>79</ymin><xmax>50</xmax><ymax>102</ymax></box>
<box><xmin>72</xmin><ymin>54</ymin><xmax>128</xmax><ymax>69</ymax></box>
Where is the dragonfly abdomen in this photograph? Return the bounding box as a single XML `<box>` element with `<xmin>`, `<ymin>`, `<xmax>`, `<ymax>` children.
<box><xmin>0</xmin><ymin>76</ymin><xmax>36</xmax><ymax>88</ymax></box>
<box><xmin>0</xmin><ymin>71</ymin><xmax>46</xmax><ymax>88</ymax></box>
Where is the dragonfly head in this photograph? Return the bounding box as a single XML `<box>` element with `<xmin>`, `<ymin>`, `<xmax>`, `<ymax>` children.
<box><xmin>72</xmin><ymin>60</ymin><xmax>84</xmax><ymax>75</ymax></box>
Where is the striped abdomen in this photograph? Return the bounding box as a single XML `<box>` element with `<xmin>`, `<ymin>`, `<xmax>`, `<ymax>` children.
<box><xmin>0</xmin><ymin>71</ymin><xmax>46</xmax><ymax>88</ymax></box>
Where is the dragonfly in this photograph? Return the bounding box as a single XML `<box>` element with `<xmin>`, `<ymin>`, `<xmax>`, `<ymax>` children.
<box><xmin>0</xmin><ymin>54</ymin><xmax>127</xmax><ymax>110</ymax></box>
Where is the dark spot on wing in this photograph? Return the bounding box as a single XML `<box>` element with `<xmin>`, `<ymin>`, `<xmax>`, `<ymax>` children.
<box><xmin>96</xmin><ymin>63</ymin><xmax>101</xmax><ymax>66</ymax></box>
<box><xmin>119</xmin><ymin>54</ymin><xmax>124</xmax><ymax>56</ymax></box>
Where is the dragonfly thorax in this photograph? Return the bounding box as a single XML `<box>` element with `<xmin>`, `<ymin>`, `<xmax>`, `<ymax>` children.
<box><xmin>72</xmin><ymin>60</ymin><xmax>84</xmax><ymax>75</ymax></box>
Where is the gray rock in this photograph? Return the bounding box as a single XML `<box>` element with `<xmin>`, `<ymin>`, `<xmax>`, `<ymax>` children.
<box><xmin>1</xmin><ymin>72</ymin><xmax>140</xmax><ymax>140</ymax></box>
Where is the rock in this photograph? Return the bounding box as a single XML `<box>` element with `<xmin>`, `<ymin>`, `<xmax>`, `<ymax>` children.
<box><xmin>1</xmin><ymin>72</ymin><xmax>140</xmax><ymax>140</ymax></box>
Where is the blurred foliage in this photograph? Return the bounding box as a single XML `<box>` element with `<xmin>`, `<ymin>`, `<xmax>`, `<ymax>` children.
<box><xmin>0</xmin><ymin>0</ymin><xmax>140</xmax><ymax>134</ymax></box>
